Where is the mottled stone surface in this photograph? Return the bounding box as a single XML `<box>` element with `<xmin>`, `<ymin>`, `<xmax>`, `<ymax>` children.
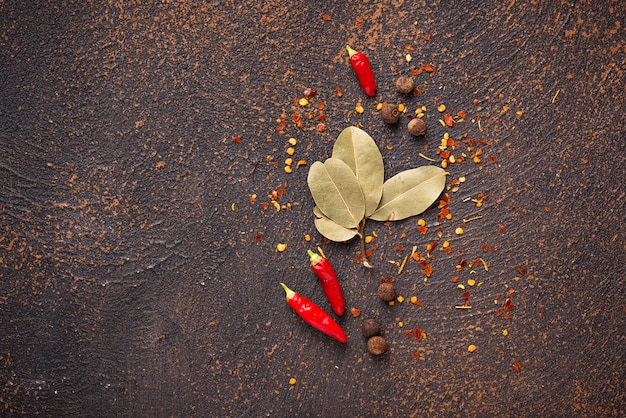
<box><xmin>1</xmin><ymin>0</ymin><xmax>624</xmax><ymax>416</ymax></box>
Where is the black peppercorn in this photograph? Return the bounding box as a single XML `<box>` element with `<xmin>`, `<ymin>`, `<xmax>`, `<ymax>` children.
<box><xmin>378</xmin><ymin>282</ymin><xmax>395</xmax><ymax>302</ymax></box>
<box><xmin>396</xmin><ymin>76</ymin><xmax>415</xmax><ymax>95</ymax></box>
<box><xmin>367</xmin><ymin>336</ymin><xmax>388</xmax><ymax>355</ymax></box>
<box><xmin>361</xmin><ymin>319</ymin><xmax>381</xmax><ymax>338</ymax></box>
<box><xmin>381</xmin><ymin>103</ymin><xmax>400</xmax><ymax>124</ymax></box>
<box><xmin>408</xmin><ymin>118</ymin><xmax>426</xmax><ymax>136</ymax></box>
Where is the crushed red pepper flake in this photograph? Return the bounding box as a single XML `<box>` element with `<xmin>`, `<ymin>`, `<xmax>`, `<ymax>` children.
<box><xmin>232</xmin><ymin>136</ymin><xmax>242</xmax><ymax>143</ymax></box>
<box><xmin>443</xmin><ymin>113</ymin><xmax>456</xmax><ymax>127</ymax></box>
<box><xmin>322</xmin><ymin>13</ymin><xmax>332</xmax><ymax>21</ymax></box>
<box><xmin>512</xmin><ymin>361</ymin><xmax>522</xmax><ymax>373</ymax></box>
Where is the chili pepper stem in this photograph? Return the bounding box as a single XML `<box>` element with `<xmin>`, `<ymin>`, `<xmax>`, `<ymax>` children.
<box><xmin>346</xmin><ymin>45</ymin><xmax>358</xmax><ymax>58</ymax></box>
<box><xmin>280</xmin><ymin>282</ymin><xmax>296</xmax><ymax>300</ymax></box>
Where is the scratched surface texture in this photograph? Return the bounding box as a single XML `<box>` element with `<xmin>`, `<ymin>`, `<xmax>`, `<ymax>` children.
<box><xmin>1</xmin><ymin>0</ymin><xmax>624</xmax><ymax>416</ymax></box>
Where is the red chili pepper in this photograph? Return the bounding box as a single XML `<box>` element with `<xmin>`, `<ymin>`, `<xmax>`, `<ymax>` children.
<box><xmin>308</xmin><ymin>250</ymin><xmax>345</xmax><ymax>316</ymax></box>
<box><xmin>346</xmin><ymin>45</ymin><xmax>376</xmax><ymax>97</ymax></box>
<box><xmin>280</xmin><ymin>283</ymin><xmax>347</xmax><ymax>343</ymax></box>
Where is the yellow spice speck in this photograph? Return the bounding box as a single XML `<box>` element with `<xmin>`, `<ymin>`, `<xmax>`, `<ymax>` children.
<box><xmin>355</xmin><ymin>104</ymin><xmax>365</xmax><ymax>114</ymax></box>
<box><xmin>284</xmin><ymin>166</ymin><xmax>292</xmax><ymax>173</ymax></box>
<box><xmin>437</xmin><ymin>104</ymin><xmax>446</xmax><ymax>112</ymax></box>
<box><xmin>298</xmin><ymin>98</ymin><xmax>309</xmax><ymax>106</ymax></box>
<box><xmin>455</xmin><ymin>227</ymin><xmax>464</xmax><ymax>235</ymax></box>
<box><xmin>286</xmin><ymin>147</ymin><xmax>295</xmax><ymax>155</ymax></box>
<box><xmin>276</xmin><ymin>243</ymin><xmax>287</xmax><ymax>252</ymax></box>
<box><xmin>289</xmin><ymin>377</ymin><xmax>297</xmax><ymax>385</ymax></box>
<box><xmin>288</xmin><ymin>137</ymin><xmax>298</xmax><ymax>146</ymax></box>
<box><xmin>468</xmin><ymin>345</ymin><xmax>477</xmax><ymax>353</ymax></box>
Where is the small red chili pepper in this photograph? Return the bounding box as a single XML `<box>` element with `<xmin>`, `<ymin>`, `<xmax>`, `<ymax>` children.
<box><xmin>308</xmin><ymin>250</ymin><xmax>345</xmax><ymax>316</ymax></box>
<box><xmin>346</xmin><ymin>45</ymin><xmax>376</xmax><ymax>97</ymax></box>
<box><xmin>280</xmin><ymin>283</ymin><xmax>347</xmax><ymax>343</ymax></box>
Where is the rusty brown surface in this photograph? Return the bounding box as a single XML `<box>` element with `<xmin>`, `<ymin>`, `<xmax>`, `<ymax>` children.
<box><xmin>1</xmin><ymin>0</ymin><xmax>624</xmax><ymax>416</ymax></box>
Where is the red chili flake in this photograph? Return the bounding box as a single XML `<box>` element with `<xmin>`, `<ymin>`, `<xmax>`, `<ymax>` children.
<box><xmin>276</xmin><ymin>121</ymin><xmax>289</xmax><ymax>132</ymax></box>
<box><xmin>418</xmin><ymin>225</ymin><xmax>428</xmax><ymax>235</ymax></box>
<box><xmin>355</xmin><ymin>16</ymin><xmax>365</xmax><ymax>27</ymax></box>
<box><xmin>482</xmin><ymin>243</ymin><xmax>496</xmax><ymax>252</ymax></box>
<box><xmin>353</xmin><ymin>254</ymin><xmax>361</xmax><ymax>264</ymax></box>
<box><xmin>512</xmin><ymin>361</ymin><xmax>522</xmax><ymax>373</ymax></box>
<box><xmin>473</xmin><ymin>99</ymin><xmax>480</xmax><ymax>105</ymax></box>
<box><xmin>456</xmin><ymin>111</ymin><xmax>466</xmax><ymax>120</ymax></box>
<box><xmin>364</xmin><ymin>249</ymin><xmax>373</xmax><ymax>258</ymax></box>
<box><xmin>315</xmin><ymin>102</ymin><xmax>325</xmax><ymax>110</ymax></box>
<box><xmin>457</xmin><ymin>259</ymin><xmax>467</xmax><ymax>269</ymax></box>
<box><xmin>421</xmin><ymin>63</ymin><xmax>434</xmax><ymax>73</ymax></box>
<box><xmin>426</xmin><ymin>240</ymin><xmax>438</xmax><ymax>252</ymax></box>
<box><xmin>490</xmin><ymin>155</ymin><xmax>497</xmax><ymax>163</ymax></box>
<box><xmin>478</xmin><ymin>139</ymin><xmax>492</xmax><ymax>145</ymax></box>
<box><xmin>421</xmin><ymin>263</ymin><xmax>433</xmax><ymax>277</ymax></box>
<box><xmin>495</xmin><ymin>308</ymin><xmax>504</xmax><ymax>317</ymax></box>
<box><xmin>413</xmin><ymin>352</ymin><xmax>421</xmax><ymax>360</ymax></box>
<box><xmin>317</xmin><ymin>123</ymin><xmax>326</xmax><ymax>132</ymax></box>
<box><xmin>410</xmin><ymin>68</ymin><xmax>423</xmax><ymax>76</ymax></box>
<box><xmin>498</xmin><ymin>225</ymin><xmax>506</xmax><ymax>233</ymax></box>
<box><xmin>443</xmin><ymin>113</ymin><xmax>456</xmax><ymax>127</ymax></box>
<box><xmin>414</xmin><ymin>87</ymin><xmax>421</xmax><ymax>95</ymax></box>
<box><xmin>516</xmin><ymin>266</ymin><xmax>527</xmax><ymax>276</ymax></box>
<box><xmin>314</xmin><ymin>113</ymin><xmax>328</xmax><ymax>121</ymax></box>
<box><xmin>335</xmin><ymin>87</ymin><xmax>343</xmax><ymax>97</ymax></box>
<box><xmin>411</xmin><ymin>251</ymin><xmax>422</xmax><ymax>262</ymax></box>
<box><xmin>404</xmin><ymin>45</ymin><xmax>415</xmax><ymax>51</ymax></box>
<box><xmin>261</xmin><ymin>202</ymin><xmax>270</xmax><ymax>210</ymax></box>
<box><xmin>255</xmin><ymin>234</ymin><xmax>263</xmax><ymax>243</ymax></box>
<box><xmin>504</xmin><ymin>298</ymin><xmax>515</xmax><ymax>311</ymax></box>
<box><xmin>232</xmin><ymin>136</ymin><xmax>242</xmax><ymax>143</ymax></box>
<box><xmin>413</xmin><ymin>328</ymin><xmax>422</xmax><ymax>342</ymax></box>
<box><xmin>303</xmin><ymin>88</ymin><xmax>317</xmax><ymax>98</ymax></box>
<box><xmin>451</xmin><ymin>276</ymin><xmax>459</xmax><ymax>283</ymax></box>
<box><xmin>440</xmin><ymin>150</ymin><xmax>451</xmax><ymax>159</ymax></box>
<box><xmin>322</xmin><ymin>13</ymin><xmax>332</xmax><ymax>21</ymax></box>
<box><xmin>395</xmin><ymin>244</ymin><xmax>405</xmax><ymax>251</ymax></box>
<box><xmin>290</xmin><ymin>113</ymin><xmax>301</xmax><ymax>122</ymax></box>
<box><xmin>350</xmin><ymin>307</ymin><xmax>361</xmax><ymax>317</ymax></box>
<box><xmin>405</xmin><ymin>329</ymin><xmax>414</xmax><ymax>338</ymax></box>
<box><xmin>422</xmin><ymin>34</ymin><xmax>431</xmax><ymax>41</ymax></box>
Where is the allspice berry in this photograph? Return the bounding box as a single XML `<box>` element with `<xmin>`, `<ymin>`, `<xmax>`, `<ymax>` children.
<box><xmin>367</xmin><ymin>336</ymin><xmax>388</xmax><ymax>355</ymax></box>
<box><xmin>396</xmin><ymin>76</ymin><xmax>415</xmax><ymax>95</ymax></box>
<box><xmin>381</xmin><ymin>103</ymin><xmax>400</xmax><ymax>124</ymax></box>
<box><xmin>361</xmin><ymin>319</ymin><xmax>381</xmax><ymax>338</ymax></box>
<box><xmin>378</xmin><ymin>282</ymin><xmax>395</xmax><ymax>302</ymax></box>
<box><xmin>408</xmin><ymin>117</ymin><xmax>427</xmax><ymax>136</ymax></box>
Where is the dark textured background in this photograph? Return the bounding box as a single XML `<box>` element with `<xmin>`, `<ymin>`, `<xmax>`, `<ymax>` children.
<box><xmin>1</xmin><ymin>0</ymin><xmax>624</xmax><ymax>416</ymax></box>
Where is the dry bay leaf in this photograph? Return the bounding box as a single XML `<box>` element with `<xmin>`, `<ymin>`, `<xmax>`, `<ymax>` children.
<box><xmin>332</xmin><ymin>126</ymin><xmax>384</xmax><ymax>217</ymax></box>
<box><xmin>313</xmin><ymin>206</ymin><xmax>359</xmax><ymax>242</ymax></box>
<box><xmin>307</xmin><ymin>158</ymin><xmax>365</xmax><ymax>229</ymax></box>
<box><xmin>370</xmin><ymin>166</ymin><xmax>446</xmax><ymax>221</ymax></box>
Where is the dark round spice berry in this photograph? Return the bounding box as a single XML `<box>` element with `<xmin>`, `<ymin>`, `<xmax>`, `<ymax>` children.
<box><xmin>396</xmin><ymin>76</ymin><xmax>415</xmax><ymax>95</ymax></box>
<box><xmin>378</xmin><ymin>282</ymin><xmax>395</xmax><ymax>302</ymax></box>
<box><xmin>367</xmin><ymin>336</ymin><xmax>388</xmax><ymax>355</ymax></box>
<box><xmin>381</xmin><ymin>103</ymin><xmax>400</xmax><ymax>124</ymax></box>
<box><xmin>408</xmin><ymin>117</ymin><xmax>427</xmax><ymax>136</ymax></box>
<box><xmin>361</xmin><ymin>319</ymin><xmax>381</xmax><ymax>338</ymax></box>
